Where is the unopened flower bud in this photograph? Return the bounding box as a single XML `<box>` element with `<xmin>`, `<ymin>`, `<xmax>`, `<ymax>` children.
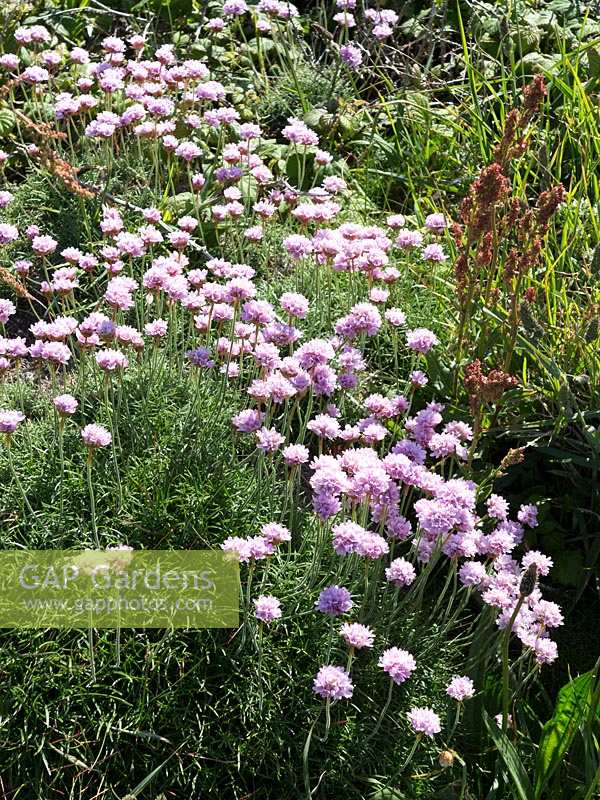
<box><xmin>438</xmin><ymin>750</ymin><xmax>455</xmax><ymax>768</ymax></box>
<box><xmin>519</xmin><ymin>564</ymin><xmax>538</xmax><ymax>597</ymax></box>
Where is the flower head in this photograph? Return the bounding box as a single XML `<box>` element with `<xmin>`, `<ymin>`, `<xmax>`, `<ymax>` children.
<box><xmin>408</xmin><ymin>706</ymin><xmax>441</xmax><ymax>737</ymax></box>
<box><xmin>81</xmin><ymin>423</ymin><xmax>111</xmax><ymax>448</ymax></box>
<box><xmin>313</xmin><ymin>665</ymin><xmax>354</xmax><ymax>700</ymax></box>
<box><xmin>53</xmin><ymin>394</ymin><xmax>78</xmax><ymax>416</ymax></box>
<box><xmin>340</xmin><ymin>622</ymin><xmax>375</xmax><ymax>650</ymax></box>
<box><xmin>378</xmin><ymin>647</ymin><xmax>416</xmax><ymax>684</ymax></box>
<box><xmin>385</xmin><ymin>558</ymin><xmax>416</xmax><ymax>587</ymax></box>
<box><xmin>406</xmin><ymin>328</ymin><xmax>438</xmax><ymax>354</ymax></box>
<box><xmin>446</xmin><ymin>676</ymin><xmax>475</xmax><ymax>702</ymax></box>
<box><xmin>0</xmin><ymin>409</ymin><xmax>25</xmax><ymax>434</ymax></box>
<box><xmin>254</xmin><ymin>594</ymin><xmax>282</xmax><ymax>623</ymax></box>
<box><xmin>315</xmin><ymin>585</ymin><xmax>352</xmax><ymax>616</ymax></box>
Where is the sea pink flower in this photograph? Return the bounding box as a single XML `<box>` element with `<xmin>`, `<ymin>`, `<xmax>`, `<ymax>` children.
<box><xmin>518</xmin><ymin>503</ymin><xmax>538</xmax><ymax>528</ymax></box>
<box><xmin>0</xmin><ymin>299</ymin><xmax>16</xmax><ymax>324</ymax></box>
<box><xmin>408</xmin><ymin>706</ymin><xmax>441</xmax><ymax>737</ymax></box>
<box><xmin>255</xmin><ymin>426</ymin><xmax>285</xmax><ymax>453</ymax></box>
<box><xmin>53</xmin><ymin>394</ymin><xmax>78</xmax><ymax>416</ymax></box>
<box><xmin>446</xmin><ymin>676</ymin><xmax>475</xmax><ymax>702</ymax></box>
<box><xmin>378</xmin><ymin>647</ymin><xmax>416</xmax><ymax>684</ymax></box>
<box><xmin>96</xmin><ymin>348</ymin><xmax>129</xmax><ymax>371</ymax></box>
<box><xmin>81</xmin><ymin>423</ymin><xmax>111</xmax><ymax>448</ymax></box>
<box><xmin>315</xmin><ymin>585</ymin><xmax>352</xmax><ymax>616</ymax></box>
<box><xmin>422</xmin><ymin>243</ymin><xmax>447</xmax><ymax>262</ymax></box>
<box><xmin>340</xmin><ymin>622</ymin><xmax>374</xmax><ymax>649</ymax></box>
<box><xmin>32</xmin><ymin>234</ymin><xmax>58</xmax><ymax>256</ymax></box>
<box><xmin>385</xmin><ymin>307</ymin><xmax>406</xmax><ymax>327</ymax></box>
<box><xmin>254</xmin><ymin>594</ymin><xmax>282</xmax><ymax>623</ymax></box>
<box><xmin>0</xmin><ymin>409</ymin><xmax>25</xmax><ymax>434</ymax></box>
<box><xmin>261</xmin><ymin>522</ymin><xmax>291</xmax><ymax>546</ymax></box>
<box><xmin>282</xmin><ymin>443</ymin><xmax>309</xmax><ymax>466</ymax></box>
<box><xmin>521</xmin><ymin>550</ymin><xmax>552</xmax><ymax>577</ymax></box>
<box><xmin>280</xmin><ymin>292</ymin><xmax>309</xmax><ymax>319</ymax></box>
<box><xmin>396</xmin><ymin>230</ymin><xmax>423</xmax><ymax>248</ymax></box>
<box><xmin>385</xmin><ymin>558</ymin><xmax>416</xmax><ymax>587</ymax></box>
<box><xmin>405</xmin><ymin>328</ymin><xmax>438</xmax><ymax>354</ymax></box>
<box><xmin>0</xmin><ymin>224</ymin><xmax>18</xmax><ymax>244</ymax></box>
<box><xmin>313</xmin><ymin>665</ymin><xmax>354</xmax><ymax>700</ymax></box>
<box><xmin>425</xmin><ymin>213</ymin><xmax>447</xmax><ymax>232</ymax></box>
<box><xmin>144</xmin><ymin>319</ymin><xmax>168</xmax><ymax>339</ymax></box>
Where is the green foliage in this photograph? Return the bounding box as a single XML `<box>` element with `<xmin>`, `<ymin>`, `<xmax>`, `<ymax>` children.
<box><xmin>0</xmin><ymin>1</ymin><xmax>599</xmax><ymax>798</ymax></box>
<box><xmin>535</xmin><ymin>660</ymin><xmax>600</xmax><ymax>798</ymax></box>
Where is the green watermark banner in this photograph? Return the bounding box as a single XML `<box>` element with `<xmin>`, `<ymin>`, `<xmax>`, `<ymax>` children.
<box><xmin>0</xmin><ymin>550</ymin><xmax>239</xmax><ymax>628</ymax></box>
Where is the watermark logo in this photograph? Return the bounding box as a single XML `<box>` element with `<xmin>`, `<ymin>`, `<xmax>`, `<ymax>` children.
<box><xmin>0</xmin><ymin>550</ymin><xmax>239</xmax><ymax>628</ymax></box>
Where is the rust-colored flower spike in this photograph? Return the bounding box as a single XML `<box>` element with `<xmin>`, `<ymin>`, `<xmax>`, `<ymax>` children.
<box><xmin>464</xmin><ymin>163</ymin><xmax>511</xmax><ymax>236</ymax></box>
<box><xmin>493</xmin><ymin>76</ymin><xmax>547</xmax><ymax>166</ymax></box>
<box><xmin>522</xmin><ymin>75</ymin><xmax>547</xmax><ymax>118</ymax></box>
<box><xmin>464</xmin><ymin>359</ymin><xmax>518</xmax><ymax>413</ymax></box>
<box><xmin>13</xmin><ymin>110</ymin><xmax>67</xmax><ymax>141</ymax></box>
<box><xmin>31</xmin><ymin>146</ymin><xmax>96</xmax><ymax>200</ymax></box>
<box><xmin>536</xmin><ymin>184</ymin><xmax>565</xmax><ymax>228</ymax></box>
<box><xmin>0</xmin><ymin>267</ymin><xmax>32</xmax><ymax>300</ymax></box>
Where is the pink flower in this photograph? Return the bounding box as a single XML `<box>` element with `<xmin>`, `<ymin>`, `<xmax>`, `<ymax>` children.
<box><xmin>446</xmin><ymin>676</ymin><xmax>475</xmax><ymax>702</ymax></box>
<box><xmin>396</xmin><ymin>230</ymin><xmax>423</xmax><ymax>248</ymax></box>
<box><xmin>425</xmin><ymin>213</ymin><xmax>447</xmax><ymax>232</ymax></box>
<box><xmin>282</xmin><ymin>443</ymin><xmax>309</xmax><ymax>466</ymax></box>
<box><xmin>422</xmin><ymin>243</ymin><xmax>447</xmax><ymax>262</ymax></box>
<box><xmin>81</xmin><ymin>423</ymin><xmax>111</xmax><ymax>448</ymax></box>
<box><xmin>253</xmin><ymin>594</ymin><xmax>282</xmax><ymax>623</ymax></box>
<box><xmin>517</xmin><ymin>503</ymin><xmax>538</xmax><ymax>528</ymax></box>
<box><xmin>521</xmin><ymin>550</ymin><xmax>552</xmax><ymax>577</ymax></box>
<box><xmin>387</xmin><ymin>214</ymin><xmax>405</xmax><ymax>229</ymax></box>
<box><xmin>385</xmin><ymin>557</ymin><xmax>416</xmax><ymax>587</ymax></box>
<box><xmin>32</xmin><ymin>234</ymin><xmax>58</xmax><ymax>256</ymax></box>
<box><xmin>0</xmin><ymin>299</ymin><xmax>16</xmax><ymax>324</ymax></box>
<box><xmin>39</xmin><ymin>341</ymin><xmax>71</xmax><ymax>365</ymax></box>
<box><xmin>385</xmin><ymin>307</ymin><xmax>406</xmax><ymax>327</ymax></box>
<box><xmin>221</xmin><ymin>536</ymin><xmax>252</xmax><ymax>563</ymax></box>
<box><xmin>407</xmin><ymin>706</ymin><xmax>441</xmax><ymax>737</ymax></box>
<box><xmin>96</xmin><ymin>348</ymin><xmax>129</xmax><ymax>371</ymax></box>
<box><xmin>261</xmin><ymin>522</ymin><xmax>291</xmax><ymax>546</ymax></box>
<box><xmin>378</xmin><ymin>647</ymin><xmax>416</xmax><ymax>684</ymax></box>
<box><xmin>307</xmin><ymin>414</ymin><xmax>340</xmax><ymax>440</ymax></box>
<box><xmin>282</xmin><ymin>117</ymin><xmax>318</xmax><ymax>147</ymax></box>
<box><xmin>53</xmin><ymin>394</ymin><xmax>78</xmax><ymax>416</ymax></box>
<box><xmin>315</xmin><ymin>585</ymin><xmax>352</xmax><ymax>616</ymax></box>
<box><xmin>0</xmin><ymin>409</ymin><xmax>25</xmax><ymax>434</ymax></box>
<box><xmin>232</xmin><ymin>409</ymin><xmax>265</xmax><ymax>433</ymax></box>
<box><xmin>340</xmin><ymin>622</ymin><xmax>374</xmax><ymax>649</ymax></box>
<box><xmin>255</xmin><ymin>426</ymin><xmax>285</xmax><ymax>453</ymax></box>
<box><xmin>144</xmin><ymin>319</ymin><xmax>168</xmax><ymax>338</ymax></box>
<box><xmin>0</xmin><ymin>224</ymin><xmax>18</xmax><ymax>244</ymax></box>
<box><xmin>405</xmin><ymin>328</ymin><xmax>438</xmax><ymax>354</ymax></box>
<box><xmin>280</xmin><ymin>292</ymin><xmax>309</xmax><ymax>319</ymax></box>
<box><xmin>313</xmin><ymin>665</ymin><xmax>354</xmax><ymax>700</ymax></box>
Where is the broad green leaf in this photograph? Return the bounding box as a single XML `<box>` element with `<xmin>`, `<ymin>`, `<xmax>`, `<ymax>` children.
<box><xmin>534</xmin><ymin>671</ymin><xmax>594</xmax><ymax>797</ymax></box>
